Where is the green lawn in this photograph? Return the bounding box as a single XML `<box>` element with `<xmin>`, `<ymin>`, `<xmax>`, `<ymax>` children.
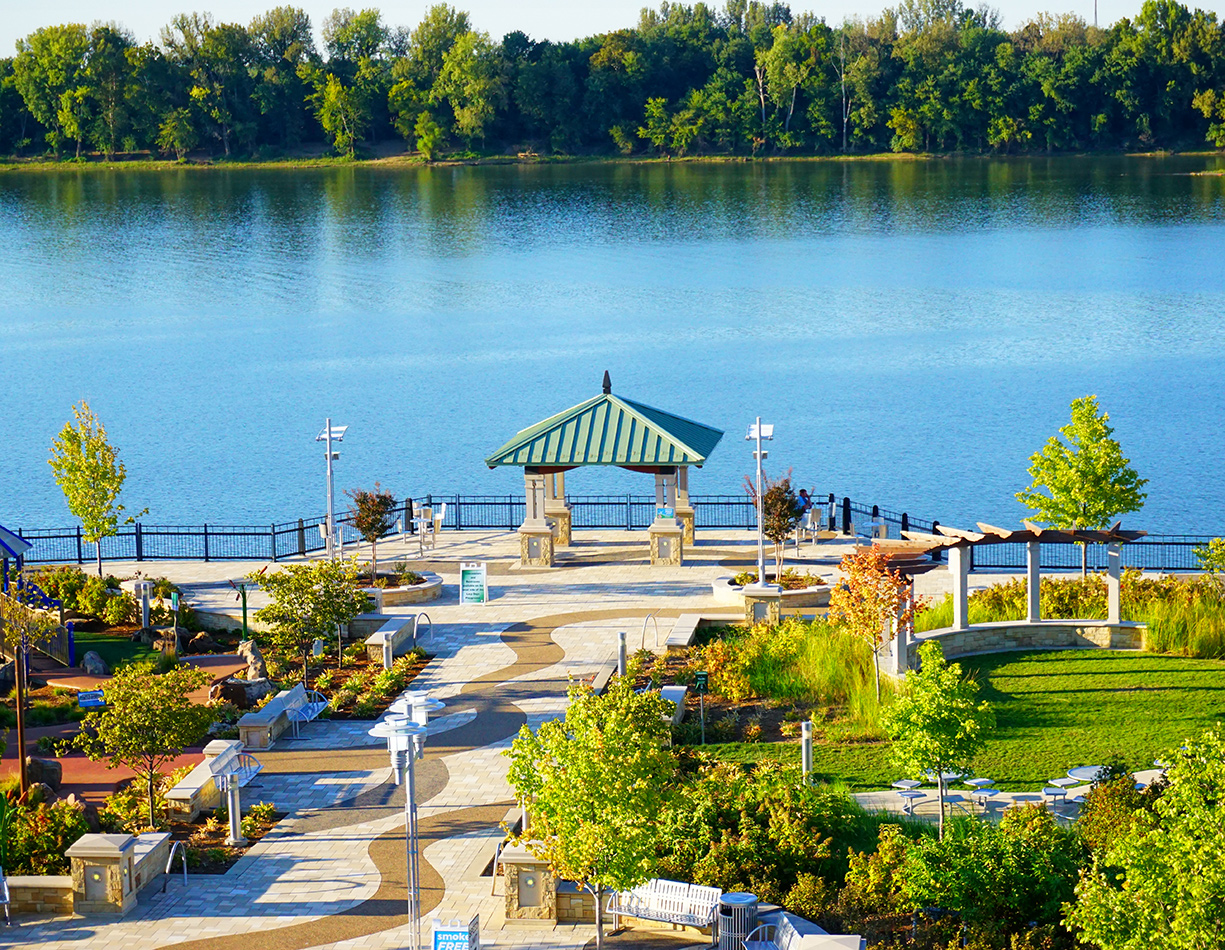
<box><xmin>700</xmin><ymin>650</ymin><xmax>1225</xmax><ymax>791</ymax></box>
<box><xmin>72</xmin><ymin>630</ymin><xmax>158</xmax><ymax>671</ymax></box>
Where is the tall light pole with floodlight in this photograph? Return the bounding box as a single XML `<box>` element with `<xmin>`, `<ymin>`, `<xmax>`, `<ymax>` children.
<box><xmin>316</xmin><ymin>419</ymin><xmax>348</xmax><ymax>559</ymax></box>
<box><xmin>746</xmin><ymin>418</ymin><xmax>774</xmax><ymax>587</ymax></box>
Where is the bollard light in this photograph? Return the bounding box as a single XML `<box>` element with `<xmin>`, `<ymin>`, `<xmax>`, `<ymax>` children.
<box><xmin>800</xmin><ymin>721</ymin><xmax>813</xmax><ymax>785</ymax></box>
<box><xmin>618</xmin><ymin>631</ymin><xmax>628</xmax><ymax>678</ymax></box>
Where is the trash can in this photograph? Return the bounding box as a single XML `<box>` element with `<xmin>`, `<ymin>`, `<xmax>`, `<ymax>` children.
<box><xmin>718</xmin><ymin>892</ymin><xmax>758</xmax><ymax>950</ymax></box>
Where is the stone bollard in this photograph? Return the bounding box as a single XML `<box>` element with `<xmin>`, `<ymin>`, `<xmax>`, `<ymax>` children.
<box><xmin>801</xmin><ymin>721</ymin><xmax>813</xmax><ymax>784</ymax></box>
<box><xmin>617</xmin><ymin>632</ymin><xmax>627</xmax><ymax>678</ymax></box>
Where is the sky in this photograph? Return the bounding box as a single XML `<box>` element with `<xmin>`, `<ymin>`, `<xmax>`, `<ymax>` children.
<box><xmin>3</xmin><ymin>0</ymin><xmax>1146</xmax><ymax>55</ymax></box>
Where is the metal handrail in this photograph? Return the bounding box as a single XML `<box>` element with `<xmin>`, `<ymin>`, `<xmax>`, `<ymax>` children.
<box><xmin>641</xmin><ymin>611</ymin><xmax>660</xmax><ymax>652</ymax></box>
<box><xmin>490</xmin><ymin>839</ymin><xmax>503</xmax><ymax>896</ymax></box>
<box><xmin>413</xmin><ymin>613</ymin><xmax>433</xmax><ymax>647</ymax></box>
<box><xmin>162</xmin><ymin>841</ymin><xmax>187</xmax><ymax>892</ymax></box>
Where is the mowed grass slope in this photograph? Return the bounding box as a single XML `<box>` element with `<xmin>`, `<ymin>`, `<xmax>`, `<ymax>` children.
<box><xmin>705</xmin><ymin>650</ymin><xmax>1225</xmax><ymax>791</ymax></box>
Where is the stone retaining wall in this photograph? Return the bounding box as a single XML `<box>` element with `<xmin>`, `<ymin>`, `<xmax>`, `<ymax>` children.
<box><xmin>4</xmin><ymin>876</ymin><xmax>73</xmax><ymax>914</ymax></box>
<box><xmin>909</xmin><ymin>621</ymin><xmax>1145</xmax><ymax>665</ymax></box>
<box><xmin>555</xmin><ymin>882</ymin><xmax>595</xmax><ymax>923</ymax></box>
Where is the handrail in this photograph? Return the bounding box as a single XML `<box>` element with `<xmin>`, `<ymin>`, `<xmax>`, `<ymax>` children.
<box><xmin>413</xmin><ymin>613</ymin><xmax>433</xmax><ymax>647</ymax></box>
<box><xmin>162</xmin><ymin>841</ymin><xmax>187</xmax><ymax>893</ymax></box>
<box><xmin>490</xmin><ymin>839</ymin><xmax>503</xmax><ymax>896</ymax></box>
<box><xmin>641</xmin><ymin>611</ymin><xmax>660</xmax><ymax>652</ymax></box>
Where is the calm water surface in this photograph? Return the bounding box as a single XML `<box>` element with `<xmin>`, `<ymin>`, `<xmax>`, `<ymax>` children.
<box><xmin>2</xmin><ymin>156</ymin><xmax>1224</xmax><ymax>532</ymax></box>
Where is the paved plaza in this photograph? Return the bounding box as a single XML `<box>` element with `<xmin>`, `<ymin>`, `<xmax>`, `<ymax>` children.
<box><xmin>5</xmin><ymin>529</ymin><xmax>1098</xmax><ymax>949</ymax></box>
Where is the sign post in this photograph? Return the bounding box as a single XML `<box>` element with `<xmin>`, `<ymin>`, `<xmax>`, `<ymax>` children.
<box><xmin>459</xmin><ymin>562</ymin><xmax>488</xmax><ymax>605</ymax></box>
<box><xmin>693</xmin><ymin>670</ymin><xmax>708</xmax><ymax>745</ymax></box>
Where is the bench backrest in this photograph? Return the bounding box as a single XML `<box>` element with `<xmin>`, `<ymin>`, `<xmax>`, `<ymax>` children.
<box><xmin>686</xmin><ymin>884</ymin><xmax>721</xmax><ymax>915</ymax></box>
<box><xmin>281</xmin><ymin>682</ymin><xmax>307</xmax><ymax>712</ymax></box>
<box><xmin>775</xmin><ymin>914</ymin><xmax>801</xmax><ymax>950</ymax></box>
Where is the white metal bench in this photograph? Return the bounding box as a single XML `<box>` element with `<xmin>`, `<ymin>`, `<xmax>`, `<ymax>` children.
<box><xmin>744</xmin><ymin>915</ymin><xmax>803</xmax><ymax>950</ymax></box>
<box><xmin>609</xmin><ymin>879</ymin><xmax>721</xmax><ymax>942</ymax></box>
<box><xmin>284</xmin><ymin>683</ymin><xmax>329</xmax><ymax>737</ymax></box>
<box><xmin>217</xmin><ymin>752</ymin><xmax>263</xmax><ymax>791</ymax></box>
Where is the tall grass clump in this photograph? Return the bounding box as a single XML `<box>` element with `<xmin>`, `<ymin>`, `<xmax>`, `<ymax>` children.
<box><xmin>694</xmin><ymin>618</ymin><xmax>897</xmax><ymax>729</ymax></box>
<box><xmin>1135</xmin><ymin>591</ymin><xmax>1225</xmax><ymax>658</ymax></box>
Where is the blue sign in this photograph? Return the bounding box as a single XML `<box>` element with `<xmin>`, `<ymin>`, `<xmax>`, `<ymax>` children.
<box><xmin>432</xmin><ymin>915</ymin><xmax>479</xmax><ymax>950</ymax></box>
<box><xmin>78</xmin><ymin>689</ymin><xmax>106</xmax><ymax>708</ymax></box>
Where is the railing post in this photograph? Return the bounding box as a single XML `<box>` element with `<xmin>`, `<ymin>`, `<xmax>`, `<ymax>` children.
<box><xmin>270</xmin><ymin>524</ymin><xmax>277</xmax><ymax>562</ymax></box>
<box><xmin>872</xmin><ymin>504</ymin><xmax>880</xmax><ymax>520</ymax></box>
<box><xmin>827</xmin><ymin>493</ymin><xmax>835</xmax><ymax>531</ymax></box>
<box><xmin>135</xmin><ymin>522</ymin><xmax>144</xmax><ymax>562</ymax></box>
<box><xmin>455</xmin><ymin>497</ymin><xmax>462</xmax><ymax>531</ymax></box>
<box><xmin>76</xmin><ymin>526</ymin><xmax>83</xmax><ymax>565</ymax></box>
<box><xmin>901</xmin><ymin>512</ymin><xmax>909</xmax><ymax>533</ymax></box>
<box><xmin>842</xmin><ymin>498</ymin><xmax>851</xmax><ymax>534</ymax></box>
<box><xmin>297</xmin><ymin>519</ymin><xmax>306</xmax><ymax>555</ymax></box>
<box><xmin>66</xmin><ymin>621</ymin><xmax>76</xmax><ymax>667</ymax></box>
<box><xmin>203</xmin><ymin>524</ymin><xmax>210</xmax><ymax>562</ymax></box>
<box><xmin>626</xmin><ymin>494</ymin><xmax>632</xmax><ymax>531</ymax></box>
<box><xmin>931</xmin><ymin>521</ymin><xmax>942</xmax><ymax>561</ymax></box>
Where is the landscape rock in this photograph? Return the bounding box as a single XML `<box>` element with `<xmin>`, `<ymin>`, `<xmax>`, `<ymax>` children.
<box><xmin>187</xmin><ymin>632</ymin><xmax>220</xmax><ymax>654</ymax></box>
<box><xmin>28</xmin><ymin>782</ymin><xmax>54</xmax><ymax>804</ymax></box>
<box><xmin>0</xmin><ymin>660</ymin><xmax>14</xmax><ymax>695</ymax></box>
<box><xmin>25</xmin><ymin>756</ymin><xmax>63</xmax><ymax>791</ymax></box>
<box><xmin>62</xmin><ymin>794</ymin><xmax>101</xmax><ymax>833</ymax></box>
<box><xmin>136</xmin><ymin>626</ymin><xmax>159</xmax><ymax>645</ymax></box>
<box><xmin>81</xmin><ymin>651</ymin><xmax>109</xmax><ymax>676</ymax></box>
<box><xmin>237</xmin><ymin>639</ymin><xmax>268</xmax><ymax>681</ymax></box>
<box><xmin>211</xmin><ymin>676</ymin><xmax>274</xmax><ymax>709</ymax></box>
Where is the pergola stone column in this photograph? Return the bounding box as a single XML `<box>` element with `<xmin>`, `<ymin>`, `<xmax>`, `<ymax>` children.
<box><xmin>674</xmin><ymin>466</ymin><xmax>695</xmax><ymax>545</ymax></box>
<box><xmin>544</xmin><ymin>471</ymin><xmax>572</xmax><ymax>546</ymax></box>
<box><xmin>1107</xmin><ymin>542</ymin><xmax>1122</xmax><ymax>623</ymax></box>
<box><xmin>949</xmin><ymin>544</ymin><xmax>970</xmax><ymax>631</ymax></box>
<box><xmin>1026</xmin><ymin>539</ymin><xmax>1041</xmax><ymax>623</ymax></box>
<box><xmin>518</xmin><ymin>470</ymin><xmax>554</xmax><ymax>567</ymax></box>
<box><xmin>648</xmin><ymin>469</ymin><xmax>683</xmax><ymax>566</ymax></box>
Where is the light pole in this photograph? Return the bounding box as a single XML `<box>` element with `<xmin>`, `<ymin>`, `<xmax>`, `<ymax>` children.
<box><xmin>316</xmin><ymin>419</ymin><xmax>348</xmax><ymax>560</ymax></box>
<box><xmin>370</xmin><ymin>689</ymin><xmax>443</xmax><ymax>950</ymax></box>
<box><xmin>746</xmin><ymin>418</ymin><xmax>774</xmax><ymax>587</ymax></box>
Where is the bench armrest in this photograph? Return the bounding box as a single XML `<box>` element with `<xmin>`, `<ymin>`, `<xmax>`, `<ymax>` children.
<box><xmin>742</xmin><ymin>924</ymin><xmax>775</xmax><ymax>948</ymax></box>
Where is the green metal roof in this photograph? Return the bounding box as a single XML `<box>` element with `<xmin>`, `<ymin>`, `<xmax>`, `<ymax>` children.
<box><xmin>486</xmin><ymin>393</ymin><xmax>724</xmax><ymax>469</ymax></box>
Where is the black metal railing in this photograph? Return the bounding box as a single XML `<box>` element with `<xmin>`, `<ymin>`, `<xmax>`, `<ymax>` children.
<box><xmin>8</xmin><ymin>493</ymin><xmax>1219</xmax><ymax>573</ymax></box>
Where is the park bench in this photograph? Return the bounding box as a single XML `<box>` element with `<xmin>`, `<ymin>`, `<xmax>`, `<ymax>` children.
<box><xmin>744</xmin><ymin>913</ymin><xmax>866</xmax><ymax>950</ymax></box>
<box><xmin>609</xmin><ymin>879</ymin><xmax>721</xmax><ymax>941</ymax></box>
<box><xmin>284</xmin><ymin>682</ymin><xmax>329</xmax><ymax>737</ymax></box>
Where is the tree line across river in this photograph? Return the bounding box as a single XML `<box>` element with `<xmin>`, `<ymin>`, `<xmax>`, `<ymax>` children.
<box><xmin>3</xmin><ymin>0</ymin><xmax>1225</xmax><ymax>164</ymax></box>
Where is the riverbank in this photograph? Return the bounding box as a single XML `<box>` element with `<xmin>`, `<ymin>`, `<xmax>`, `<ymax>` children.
<box><xmin>2</xmin><ymin>147</ymin><xmax>1220</xmax><ymax>174</ymax></box>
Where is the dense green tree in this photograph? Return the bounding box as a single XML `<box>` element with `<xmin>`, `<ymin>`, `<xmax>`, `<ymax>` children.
<box><xmin>162</xmin><ymin>14</ymin><xmax>257</xmax><ymax>156</ymax></box>
<box><xmin>12</xmin><ymin>24</ymin><xmax>90</xmax><ymax>155</ymax></box>
<box><xmin>433</xmin><ymin>30</ymin><xmax>505</xmax><ymax>144</ymax></box>
<box><xmin>86</xmin><ymin>26</ymin><xmax>136</xmax><ymax>157</ymax></box>
<box><xmin>249</xmin><ymin>6</ymin><xmax>317</xmax><ymax>147</ymax></box>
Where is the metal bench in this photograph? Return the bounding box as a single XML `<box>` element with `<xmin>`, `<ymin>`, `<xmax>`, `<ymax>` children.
<box><xmin>744</xmin><ymin>915</ymin><xmax>803</xmax><ymax>950</ymax></box>
<box><xmin>217</xmin><ymin>752</ymin><xmax>263</xmax><ymax>791</ymax></box>
<box><xmin>609</xmin><ymin>879</ymin><xmax>721</xmax><ymax>944</ymax></box>
<box><xmin>283</xmin><ymin>683</ymin><xmax>329</xmax><ymax>737</ymax></box>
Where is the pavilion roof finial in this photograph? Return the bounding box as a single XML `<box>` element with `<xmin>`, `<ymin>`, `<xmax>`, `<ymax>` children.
<box><xmin>602</xmin><ymin>370</ymin><xmax>612</xmax><ymax>395</ymax></box>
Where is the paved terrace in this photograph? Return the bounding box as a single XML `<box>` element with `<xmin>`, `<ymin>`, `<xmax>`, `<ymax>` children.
<box><xmin>8</xmin><ymin>530</ymin><xmax>1100</xmax><ymax>949</ymax></box>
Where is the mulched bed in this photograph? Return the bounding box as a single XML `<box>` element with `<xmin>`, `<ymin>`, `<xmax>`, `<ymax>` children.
<box><xmin>297</xmin><ymin>650</ymin><xmax>432</xmax><ymax>720</ymax></box>
<box><xmin>168</xmin><ymin>807</ymin><xmax>287</xmax><ymax>874</ymax></box>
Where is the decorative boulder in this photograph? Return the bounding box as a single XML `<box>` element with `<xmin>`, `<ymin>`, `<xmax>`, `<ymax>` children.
<box><xmin>81</xmin><ymin>651</ymin><xmax>109</xmax><ymax>676</ymax></box>
<box><xmin>211</xmin><ymin>676</ymin><xmax>273</xmax><ymax>709</ymax></box>
<box><xmin>26</xmin><ymin>756</ymin><xmax>63</xmax><ymax>791</ymax></box>
<box><xmin>237</xmin><ymin>639</ymin><xmax>268</xmax><ymax>681</ymax></box>
<box><xmin>187</xmin><ymin>632</ymin><xmax>220</xmax><ymax>654</ymax></box>
<box><xmin>0</xmin><ymin>660</ymin><xmax>14</xmax><ymax>695</ymax></box>
<box><xmin>135</xmin><ymin>626</ymin><xmax>159</xmax><ymax>645</ymax></box>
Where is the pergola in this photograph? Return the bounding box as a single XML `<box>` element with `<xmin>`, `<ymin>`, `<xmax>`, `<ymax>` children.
<box><xmin>894</xmin><ymin>521</ymin><xmax>1148</xmax><ymax>629</ymax></box>
<box><xmin>0</xmin><ymin>523</ymin><xmax>33</xmax><ymax>593</ymax></box>
<box><xmin>485</xmin><ymin>374</ymin><xmax>724</xmax><ymax>567</ymax></box>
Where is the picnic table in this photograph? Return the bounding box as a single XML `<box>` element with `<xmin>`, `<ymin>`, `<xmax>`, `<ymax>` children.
<box><xmin>1067</xmin><ymin>765</ymin><xmax>1106</xmax><ymax>783</ymax></box>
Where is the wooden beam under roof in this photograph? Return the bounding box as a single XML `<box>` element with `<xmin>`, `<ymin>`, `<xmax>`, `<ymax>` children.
<box><xmin>975</xmin><ymin>523</ymin><xmax>1015</xmax><ymax>538</ymax></box>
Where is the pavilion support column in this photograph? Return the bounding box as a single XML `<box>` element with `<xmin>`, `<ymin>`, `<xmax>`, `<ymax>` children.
<box><xmin>675</xmin><ymin>467</ymin><xmax>695</xmax><ymax>546</ymax></box>
<box><xmin>648</xmin><ymin>470</ymin><xmax>683</xmax><ymax>566</ymax></box>
<box><xmin>949</xmin><ymin>545</ymin><xmax>970</xmax><ymax>631</ymax></box>
<box><xmin>1106</xmin><ymin>542</ymin><xmax>1122</xmax><ymax>624</ymax></box>
<box><xmin>1026</xmin><ymin>540</ymin><xmax>1042</xmax><ymax>623</ymax></box>
<box><xmin>544</xmin><ymin>471</ymin><xmax>572</xmax><ymax>547</ymax></box>
<box><xmin>518</xmin><ymin>471</ymin><xmax>554</xmax><ymax>567</ymax></box>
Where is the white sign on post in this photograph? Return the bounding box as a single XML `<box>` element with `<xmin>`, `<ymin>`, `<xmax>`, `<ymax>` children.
<box><xmin>432</xmin><ymin>915</ymin><xmax>480</xmax><ymax>950</ymax></box>
<box><xmin>459</xmin><ymin>562</ymin><xmax>488</xmax><ymax>604</ymax></box>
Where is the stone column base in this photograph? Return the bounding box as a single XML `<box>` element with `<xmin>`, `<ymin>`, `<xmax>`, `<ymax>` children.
<box><xmin>675</xmin><ymin>507</ymin><xmax>695</xmax><ymax>546</ymax></box>
<box><xmin>648</xmin><ymin>523</ymin><xmax>684</xmax><ymax>566</ymax></box>
<box><xmin>518</xmin><ymin>525</ymin><xmax>555</xmax><ymax>567</ymax></box>
<box><xmin>743</xmin><ymin>584</ymin><xmax>782</xmax><ymax>625</ymax></box>
<box><xmin>545</xmin><ymin>506</ymin><xmax>572</xmax><ymax>546</ymax></box>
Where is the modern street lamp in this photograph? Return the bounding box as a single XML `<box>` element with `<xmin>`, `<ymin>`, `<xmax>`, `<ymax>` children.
<box><xmin>745</xmin><ymin>418</ymin><xmax>774</xmax><ymax>587</ymax></box>
<box><xmin>316</xmin><ymin>419</ymin><xmax>348</xmax><ymax>559</ymax></box>
<box><xmin>368</xmin><ymin>688</ymin><xmax>443</xmax><ymax>950</ymax></box>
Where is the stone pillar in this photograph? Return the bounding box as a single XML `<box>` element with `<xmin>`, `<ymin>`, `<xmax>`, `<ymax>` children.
<box><xmin>518</xmin><ymin>471</ymin><xmax>554</xmax><ymax>567</ymax></box>
<box><xmin>1026</xmin><ymin>540</ymin><xmax>1041</xmax><ymax>623</ymax></box>
<box><xmin>1106</xmin><ymin>543</ymin><xmax>1122</xmax><ymax>624</ymax></box>
<box><xmin>66</xmin><ymin>834</ymin><xmax>138</xmax><ymax>915</ymax></box>
<box><xmin>544</xmin><ymin>471</ymin><xmax>572</xmax><ymax>546</ymax></box>
<box><xmin>742</xmin><ymin>584</ymin><xmax>782</xmax><ymax>625</ymax></box>
<box><xmin>648</xmin><ymin>470</ymin><xmax>683</xmax><ymax>566</ymax></box>
<box><xmin>675</xmin><ymin>466</ymin><xmax>695</xmax><ymax>546</ymax></box>
<box><xmin>949</xmin><ymin>545</ymin><xmax>970</xmax><ymax>631</ymax></box>
<box><xmin>892</xmin><ymin>611</ymin><xmax>909</xmax><ymax>675</ymax></box>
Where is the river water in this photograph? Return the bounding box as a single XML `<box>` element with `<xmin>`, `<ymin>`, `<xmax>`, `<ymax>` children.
<box><xmin>2</xmin><ymin>156</ymin><xmax>1223</xmax><ymax>533</ymax></box>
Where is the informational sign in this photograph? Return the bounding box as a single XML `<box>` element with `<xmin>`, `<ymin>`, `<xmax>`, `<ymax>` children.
<box><xmin>459</xmin><ymin>562</ymin><xmax>488</xmax><ymax>604</ymax></box>
<box><xmin>432</xmin><ymin>915</ymin><xmax>480</xmax><ymax>950</ymax></box>
<box><xmin>693</xmin><ymin>671</ymin><xmax>709</xmax><ymax>695</ymax></box>
<box><xmin>78</xmin><ymin>689</ymin><xmax>106</xmax><ymax>708</ymax></box>
<box><xmin>656</xmin><ymin>506</ymin><xmax>675</xmax><ymax>520</ymax></box>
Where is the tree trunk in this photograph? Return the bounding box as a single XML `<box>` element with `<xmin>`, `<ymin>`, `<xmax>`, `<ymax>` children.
<box><xmin>371</xmin><ymin>539</ymin><xmax>378</xmax><ymax>584</ymax></box>
<box><xmin>872</xmin><ymin>647</ymin><xmax>880</xmax><ymax>704</ymax></box>
<box><xmin>594</xmin><ymin>883</ymin><xmax>604</xmax><ymax>950</ymax></box>
<box><xmin>937</xmin><ymin>774</ymin><xmax>946</xmax><ymax>840</ymax></box>
<box><xmin>1081</xmin><ymin>542</ymin><xmax>1088</xmax><ymax>577</ymax></box>
<box><xmin>148</xmin><ymin>769</ymin><xmax>157</xmax><ymax>830</ymax></box>
<box><xmin>15</xmin><ymin>644</ymin><xmax>28</xmax><ymax>797</ymax></box>
<box><xmin>97</xmin><ymin>543</ymin><xmax>104</xmax><ymax>577</ymax></box>
<box><xmin>303</xmin><ymin>645</ymin><xmax>309</xmax><ymax>685</ymax></box>
<box><xmin>775</xmin><ymin>542</ymin><xmax>785</xmax><ymax>582</ymax></box>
